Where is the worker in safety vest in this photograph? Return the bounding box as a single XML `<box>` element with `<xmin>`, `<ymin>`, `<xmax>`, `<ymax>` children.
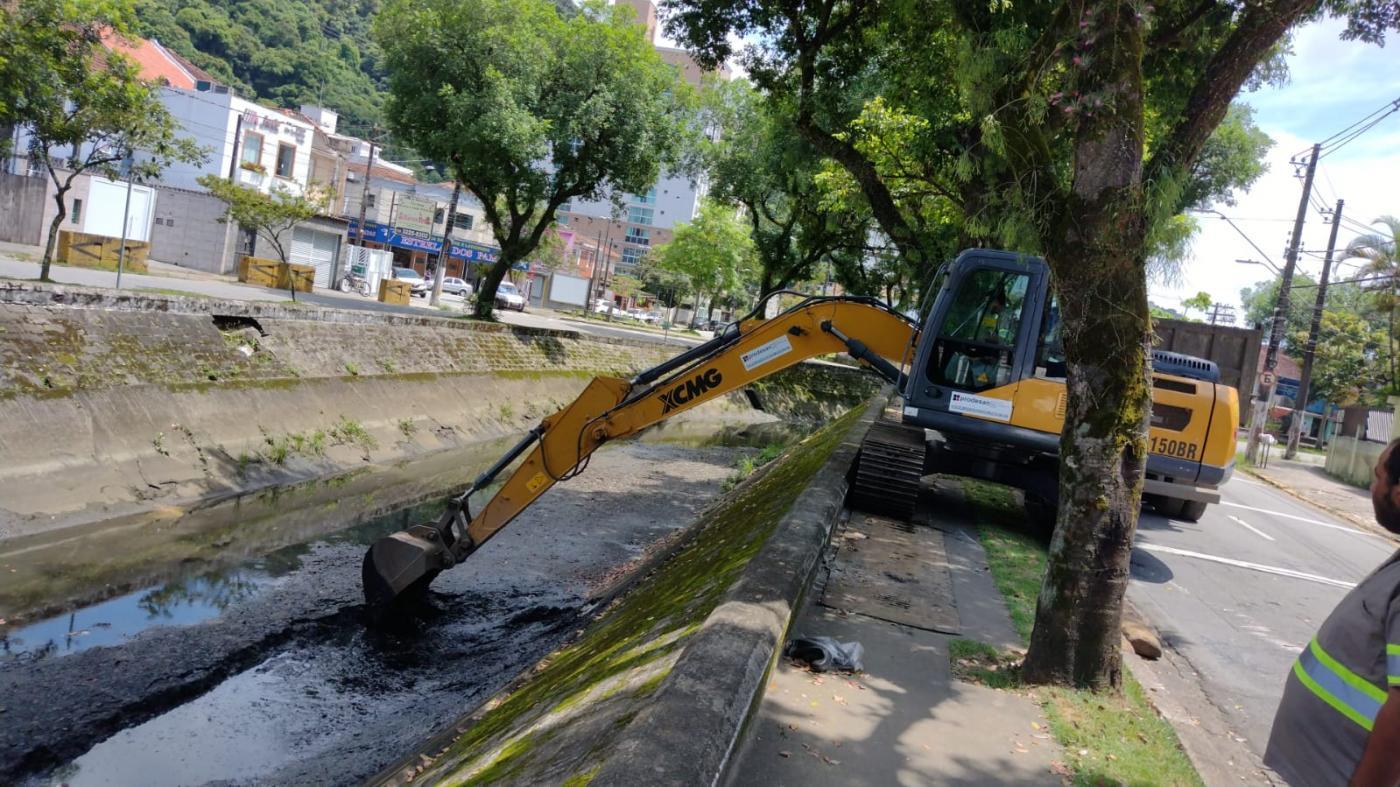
<box><xmin>1265</xmin><ymin>437</ymin><xmax>1400</xmax><ymax>785</ymax></box>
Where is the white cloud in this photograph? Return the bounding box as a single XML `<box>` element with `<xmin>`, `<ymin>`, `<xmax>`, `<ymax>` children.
<box><xmin>1152</xmin><ymin>18</ymin><xmax>1400</xmax><ymax>321</ymax></box>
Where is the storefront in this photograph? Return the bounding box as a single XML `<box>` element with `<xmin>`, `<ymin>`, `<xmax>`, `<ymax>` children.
<box><xmin>346</xmin><ymin>219</ymin><xmax>499</xmax><ymax>279</ymax></box>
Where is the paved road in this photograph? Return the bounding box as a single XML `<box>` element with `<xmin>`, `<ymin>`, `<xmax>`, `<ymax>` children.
<box><xmin>1129</xmin><ymin>472</ymin><xmax>1397</xmax><ymax>765</ymax></box>
<box><xmin>0</xmin><ymin>257</ymin><xmax>702</xmax><ymax>347</ymax></box>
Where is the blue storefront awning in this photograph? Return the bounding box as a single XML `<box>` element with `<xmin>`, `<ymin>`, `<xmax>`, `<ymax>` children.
<box><xmin>347</xmin><ymin>219</ymin><xmax>500</xmax><ymax>264</ymax></box>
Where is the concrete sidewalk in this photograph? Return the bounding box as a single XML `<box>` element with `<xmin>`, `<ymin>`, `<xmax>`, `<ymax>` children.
<box><xmin>1242</xmin><ymin>454</ymin><xmax>1392</xmax><ymax>537</ymax></box>
<box><xmin>729</xmin><ymin>495</ymin><xmax>1066</xmax><ymax>785</ymax></box>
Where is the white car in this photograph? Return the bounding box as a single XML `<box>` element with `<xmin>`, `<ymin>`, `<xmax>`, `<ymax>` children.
<box><xmin>494</xmin><ymin>281</ymin><xmax>526</xmax><ymax>311</ymax></box>
<box><xmin>628</xmin><ymin>308</ymin><xmax>658</xmax><ymax>324</ymax></box>
<box><xmin>593</xmin><ymin>299</ymin><xmax>618</xmax><ymax>314</ymax></box>
<box><xmin>441</xmin><ymin>277</ymin><xmax>473</xmax><ymax>297</ymax></box>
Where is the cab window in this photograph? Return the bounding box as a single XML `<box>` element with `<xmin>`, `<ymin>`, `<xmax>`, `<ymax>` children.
<box><xmin>1035</xmin><ymin>295</ymin><xmax>1066</xmax><ymax>378</ymax></box>
<box><xmin>926</xmin><ymin>269</ymin><xmax>1029</xmax><ymax>391</ymax></box>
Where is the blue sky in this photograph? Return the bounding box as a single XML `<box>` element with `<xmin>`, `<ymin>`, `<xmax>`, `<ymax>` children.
<box><xmin>1153</xmin><ymin>17</ymin><xmax>1400</xmax><ymax>319</ymax></box>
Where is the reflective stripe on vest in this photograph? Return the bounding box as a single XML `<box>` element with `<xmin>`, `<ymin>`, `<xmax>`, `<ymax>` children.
<box><xmin>1294</xmin><ymin>638</ymin><xmax>1386</xmax><ymax>731</ymax></box>
<box><xmin>1388</xmin><ymin>643</ymin><xmax>1400</xmax><ymax>686</ymax></box>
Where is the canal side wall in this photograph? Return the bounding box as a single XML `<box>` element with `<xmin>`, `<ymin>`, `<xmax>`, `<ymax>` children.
<box><xmin>373</xmin><ymin>398</ymin><xmax>880</xmax><ymax>786</ymax></box>
<box><xmin>0</xmin><ymin>285</ymin><xmax>879</xmax><ymax>537</ymax></box>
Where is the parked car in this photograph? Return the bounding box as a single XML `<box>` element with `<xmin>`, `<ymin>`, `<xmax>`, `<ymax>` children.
<box><xmin>392</xmin><ymin>267</ymin><xmax>429</xmax><ymax>297</ymax></box>
<box><xmin>441</xmin><ymin>277</ymin><xmax>473</xmax><ymax>297</ymax></box>
<box><xmin>627</xmin><ymin>308</ymin><xmax>658</xmax><ymax>324</ymax></box>
<box><xmin>593</xmin><ymin>299</ymin><xmax>618</xmax><ymax>315</ymax></box>
<box><xmin>494</xmin><ymin>281</ymin><xmax>526</xmax><ymax>311</ymax></box>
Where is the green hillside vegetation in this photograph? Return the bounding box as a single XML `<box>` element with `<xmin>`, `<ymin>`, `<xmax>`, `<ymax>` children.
<box><xmin>132</xmin><ymin>0</ymin><xmax>578</xmax><ymax>138</ymax></box>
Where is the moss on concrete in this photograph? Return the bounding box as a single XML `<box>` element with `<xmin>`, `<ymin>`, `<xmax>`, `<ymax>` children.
<box><xmin>395</xmin><ymin>406</ymin><xmax>864</xmax><ymax>787</ymax></box>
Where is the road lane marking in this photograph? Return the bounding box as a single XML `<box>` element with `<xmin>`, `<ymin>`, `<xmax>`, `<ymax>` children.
<box><xmin>1220</xmin><ymin>501</ymin><xmax>1382</xmax><ymax>538</ymax></box>
<box><xmin>1227</xmin><ymin>514</ymin><xmax>1276</xmax><ymax>542</ymax></box>
<box><xmin>1136</xmin><ymin>543</ymin><xmax>1358</xmax><ymax>589</ymax></box>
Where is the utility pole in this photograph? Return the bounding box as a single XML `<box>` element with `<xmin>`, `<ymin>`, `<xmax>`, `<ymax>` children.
<box><xmin>114</xmin><ymin>150</ymin><xmax>135</xmax><ymax>290</ymax></box>
<box><xmin>1248</xmin><ymin>143</ymin><xmax>1319</xmax><ymax>462</ymax></box>
<box><xmin>355</xmin><ymin>136</ymin><xmax>378</xmax><ymax>247</ymax></box>
<box><xmin>1207</xmin><ymin>303</ymin><xmax>1235</xmax><ymax>326</ymax></box>
<box><xmin>1285</xmin><ymin>199</ymin><xmax>1344</xmax><ymax>460</ymax></box>
<box><xmin>430</xmin><ymin>181</ymin><xmax>461</xmax><ymax>307</ymax></box>
<box><xmin>227</xmin><ymin>114</ymin><xmax>244</xmax><ymax>180</ymax></box>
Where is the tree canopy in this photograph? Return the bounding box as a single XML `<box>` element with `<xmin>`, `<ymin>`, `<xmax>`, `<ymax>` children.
<box><xmin>377</xmin><ymin>0</ymin><xmax>693</xmax><ymax>318</ymax></box>
<box><xmin>3</xmin><ymin>0</ymin><xmax>206</xmax><ymax>279</ymax></box>
<box><xmin>652</xmin><ymin>200</ymin><xmax>757</xmax><ymax>323</ymax></box>
<box><xmin>663</xmin><ymin>0</ymin><xmax>1400</xmax><ymax>690</ymax></box>
<box><xmin>198</xmin><ymin>174</ymin><xmax>333</xmax><ymax>265</ymax></box>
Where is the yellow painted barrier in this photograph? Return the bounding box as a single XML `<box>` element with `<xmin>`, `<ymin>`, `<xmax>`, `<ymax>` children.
<box><xmin>56</xmin><ymin>230</ymin><xmax>150</xmax><ymax>272</ymax></box>
<box><xmin>378</xmin><ymin>279</ymin><xmax>411</xmax><ymax>305</ymax></box>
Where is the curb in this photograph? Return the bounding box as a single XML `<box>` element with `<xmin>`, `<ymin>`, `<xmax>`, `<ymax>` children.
<box><xmin>591</xmin><ymin>397</ymin><xmax>882</xmax><ymax>786</ymax></box>
<box><xmin>0</xmin><ymin>280</ymin><xmax>660</xmax><ymax>350</ymax></box>
<box><xmin>1241</xmin><ymin>467</ymin><xmax>1397</xmax><ymax>542</ymax></box>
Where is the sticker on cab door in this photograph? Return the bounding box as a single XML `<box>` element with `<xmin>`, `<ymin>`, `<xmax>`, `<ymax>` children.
<box><xmin>948</xmin><ymin>391</ymin><xmax>1013</xmax><ymax>422</ymax></box>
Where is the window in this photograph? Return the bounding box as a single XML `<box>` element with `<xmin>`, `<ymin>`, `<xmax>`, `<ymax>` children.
<box><xmin>1035</xmin><ymin>295</ymin><xmax>1066</xmax><ymax>378</ymax></box>
<box><xmin>627</xmin><ymin>206</ymin><xmax>654</xmax><ymax>225</ymax></box>
<box><xmin>241</xmin><ymin>132</ymin><xmax>263</xmax><ymax>165</ymax></box>
<box><xmin>454</xmin><ymin>212</ymin><xmax>474</xmax><ymax>229</ymax></box>
<box><xmin>621</xmin><ymin>246</ymin><xmax>644</xmax><ymax>266</ymax></box>
<box><xmin>366</xmin><ymin>192</ymin><xmax>377</xmax><ymax>209</ymax></box>
<box><xmin>275</xmin><ymin>143</ymin><xmax>295</xmax><ymax>178</ymax></box>
<box><xmin>624</xmin><ymin>226</ymin><xmax>650</xmax><ymax>246</ymax></box>
<box><xmin>630</xmin><ymin>187</ymin><xmax>656</xmax><ymax>205</ymax></box>
<box><xmin>71</xmin><ymin>198</ymin><xmax>82</xmax><ymax>225</ymax></box>
<box><xmin>434</xmin><ymin>208</ymin><xmax>445</xmax><ymax>224</ymax></box>
<box><xmin>924</xmin><ymin>269</ymin><xmax>1030</xmax><ymax>392</ymax></box>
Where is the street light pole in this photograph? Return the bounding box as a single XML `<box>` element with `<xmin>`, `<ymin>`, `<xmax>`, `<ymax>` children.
<box><xmin>1248</xmin><ymin>142</ymin><xmax>1320</xmax><ymax>462</ymax></box>
<box><xmin>114</xmin><ymin>150</ymin><xmax>135</xmax><ymax>290</ymax></box>
<box><xmin>1285</xmin><ymin>198</ymin><xmax>1344</xmax><ymax>460</ymax></box>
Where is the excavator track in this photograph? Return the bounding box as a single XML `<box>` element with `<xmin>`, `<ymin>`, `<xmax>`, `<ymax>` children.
<box><xmin>847</xmin><ymin>416</ymin><xmax>927</xmax><ymax>521</ymax></box>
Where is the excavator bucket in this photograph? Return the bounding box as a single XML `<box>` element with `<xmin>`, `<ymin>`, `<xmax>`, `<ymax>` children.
<box><xmin>362</xmin><ymin>523</ymin><xmax>452</xmax><ymax>622</ymax></box>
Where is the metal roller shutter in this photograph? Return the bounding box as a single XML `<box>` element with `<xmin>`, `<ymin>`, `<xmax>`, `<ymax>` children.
<box><xmin>290</xmin><ymin>227</ymin><xmax>340</xmax><ymax>288</ymax></box>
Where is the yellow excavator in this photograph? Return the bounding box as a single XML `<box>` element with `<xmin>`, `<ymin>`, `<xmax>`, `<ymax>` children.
<box><xmin>363</xmin><ymin>250</ymin><xmax>1239</xmax><ymax>616</ymax></box>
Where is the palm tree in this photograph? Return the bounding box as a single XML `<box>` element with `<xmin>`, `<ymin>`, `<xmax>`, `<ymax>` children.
<box><xmin>1346</xmin><ymin>216</ymin><xmax>1400</xmax><ymax>391</ymax></box>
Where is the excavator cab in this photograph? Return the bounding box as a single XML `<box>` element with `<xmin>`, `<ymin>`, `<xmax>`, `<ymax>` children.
<box><xmin>903</xmin><ymin>251</ymin><xmax>1056</xmax><ymax>444</ymax></box>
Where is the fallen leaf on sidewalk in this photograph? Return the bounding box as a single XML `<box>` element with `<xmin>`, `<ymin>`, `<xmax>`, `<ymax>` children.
<box><xmin>1077</xmin><ymin>749</ymin><xmax>1088</xmax><ymax>757</ymax></box>
<box><xmin>1030</xmin><ymin>722</ymin><xmax>1041</xmax><ymax>731</ymax></box>
<box><xmin>1050</xmin><ymin>761</ymin><xmax>1073</xmax><ymax>777</ymax></box>
<box><xmin>779</xmin><ymin>751</ymin><xmax>791</xmax><ymax>758</ymax></box>
<box><xmin>832</xmin><ymin>694</ymin><xmax>847</xmax><ymax>705</ymax></box>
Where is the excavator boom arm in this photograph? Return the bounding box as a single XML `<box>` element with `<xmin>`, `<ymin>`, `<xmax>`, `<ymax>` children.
<box><xmin>362</xmin><ymin>297</ymin><xmax>917</xmax><ymax>615</ymax></box>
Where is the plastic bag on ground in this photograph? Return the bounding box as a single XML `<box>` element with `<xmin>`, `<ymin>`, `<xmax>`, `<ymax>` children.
<box><xmin>784</xmin><ymin>635</ymin><xmax>864</xmax><ymax>673</ymax></box>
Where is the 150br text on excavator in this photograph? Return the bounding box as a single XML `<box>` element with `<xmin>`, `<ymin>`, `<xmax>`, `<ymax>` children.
<box><xmin>363</xmin><ymin>249</ymin><xmax>1239</xmax><ymax>620</ymax></box>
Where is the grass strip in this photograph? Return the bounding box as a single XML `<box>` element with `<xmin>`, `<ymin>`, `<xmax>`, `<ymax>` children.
<box><xmin>955</xmin><ymin>478</ymin><xmax>1204</xmax><ymax>787</ymax></box>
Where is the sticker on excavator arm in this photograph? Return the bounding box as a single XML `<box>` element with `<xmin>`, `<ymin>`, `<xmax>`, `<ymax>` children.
<box><xmin>526</xmin><ymin>472</ymin><xmax>548</xmax><ymax>492</ymax></box>
<box><xmin>948</xmin><ymin>391</ymin><xmax>1013</xmax><ymax>422</ymax></box>
<box><xmin>740</xmin><ymin>335</ymin><xmax>793</xmax><ymax>371</ymax></box>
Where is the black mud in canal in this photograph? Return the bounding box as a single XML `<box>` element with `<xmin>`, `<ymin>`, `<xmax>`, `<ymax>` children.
<box><xmin>0</xmin><ymin>421</ymin><xmax>801</xmax><ymax>786</ymax></box>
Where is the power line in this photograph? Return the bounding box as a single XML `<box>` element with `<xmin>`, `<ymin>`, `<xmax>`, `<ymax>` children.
<box><xmin>1292</xmin><ymin>95</ymin><xmax>1400</xmax><ymax>160</ymax></box>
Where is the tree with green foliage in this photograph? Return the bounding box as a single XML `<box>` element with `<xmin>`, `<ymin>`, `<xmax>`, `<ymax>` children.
<box><xmin>376</xmin><ymin>0</ymin><xmax>693</xmax><ymax>319</ymax></box>
<box><xmin>666</xmin><ymin>0</ymin><xmax>1399</xmax><ymax>689</ymax></box>
<box><xmin>1290</xmin><ymin>311</ymin><xmax>1386</xmax><ymax>410</ymax></box>
<box><xmin>198</xmin><ymin>175</ymin><xmax>332</xmax><ymax>265</ymax></box>
<box><xmin>702</xmin><ymin>78</ymin><xmax>870</xmax><ymax>298</ymax></box>
<box><xmin>1182</xmin><ymin>291</ymin><xmax>1214</xmax><ymax>320</ymax></box>
<box><xmin>1345</xmin><ymin>215</ymin><xmax>1400</xmax><ymax>387</ymax></box>
<box><xmin>1241</xmin><ymin>275</ymin><xmax>1317</xmax><ymax>338</ymax></box>
<box><xmin>2</xmin><ymin>0</ymin><xmax>207</xmax><ymax>281</ymax></box>
<box><xmin>652</xmin><ymin>200</ymin><xmax>757</xmax><ymax>326</ymax></box>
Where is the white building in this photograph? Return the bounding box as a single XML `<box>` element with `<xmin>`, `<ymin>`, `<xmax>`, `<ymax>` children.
<box><xmin>559</xmin><ymin>0</ymin><xmax>729</xmax><ymax>280</ymax></box>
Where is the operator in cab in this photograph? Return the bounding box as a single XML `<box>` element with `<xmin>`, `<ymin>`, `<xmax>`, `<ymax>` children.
<box><xmin>1265</xmin><ymin>438</ymin><xmax>1400</xmax><ymax>786</ymax></box>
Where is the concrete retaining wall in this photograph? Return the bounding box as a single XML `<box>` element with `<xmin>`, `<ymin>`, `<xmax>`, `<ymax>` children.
<box><xmin>1325</xmin><ymin>435</ymin><xmax>1384</xmax><ymax>488</ymax></box>
<box><xmin>0</xmin><ymin>287</ymin><xmax>880</xmax><ymax>538</ymax></box>
<box><xmin>377</xmin><ymin>398</ymin><xmax>879</xmax><ymax>785</ymax></box>
<box><xmin>0</xmin><ymin>172</ymin><xmax>46</xmax><ymax>245</ymax></box>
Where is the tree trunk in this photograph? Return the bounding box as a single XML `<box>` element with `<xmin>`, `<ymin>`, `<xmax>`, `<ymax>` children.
<box><xmin>1021</xmin><ymin>2</ymin><xmax>1150</xmax><ymax>691</ymax></box>
<box><xmin>473</xmin><ymin>255</ymin><xmax>516</xmax><ymax>320</ymax></box>
<box><xmin>41</xmin><ymin>186</ymin><xmax>70</xmax><ymax>282</ymax></box>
